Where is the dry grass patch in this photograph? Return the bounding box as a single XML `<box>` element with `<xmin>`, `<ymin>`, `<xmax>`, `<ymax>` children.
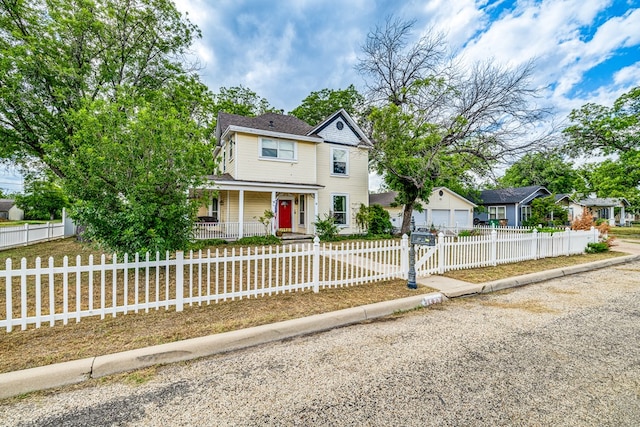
<box><xmin>0</xmin><ymin>279</ymin><xmax>435</xmax><ymax>374</ymax></box>
<box><xmin>442</xmin><ymin>251</ymin><xmax>625</xmax><ymax>283</ymax></box>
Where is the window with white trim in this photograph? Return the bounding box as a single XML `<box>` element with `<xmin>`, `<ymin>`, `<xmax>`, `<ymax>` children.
<box><xmin>222</xmin><ymin>150</ymin><xmax>226</xmax><ymax>172</ymax></box>
<box><xmin>521</xmin><ymin>205</ymin><xmax>531</xmax><ymax>223</ymax></box>
<box><xmin>299</xmin><ymin>195</ymin><xmax>305</xmax><ymax>225</ymax></box>
<box><xmin>489</xmin><ymin>206</ymin><xmax>506</xmax><ymax>220</ymax></box>
<box><xmin>332</xmin><ymin>194</ymin><xmax>348</xmax><ymax>226</ymax></box>
<box><xmin>228</xmin><ymin>137</ymin><xmax>234</xmax><ymax>160</ymax></box>
<box><xmin>211</xmin><ymin>197</ymin><xmax>219</xmax><ymax>222</ymax></box>
<box><xmin>331</xmin><ymin>147</ymin><xmax>348</xmax><ymax>176</ymax></box>
<box><xmin>260</xmin><ymin>138</ymin><xmax>296</xmax><ymax>160</ymax></box>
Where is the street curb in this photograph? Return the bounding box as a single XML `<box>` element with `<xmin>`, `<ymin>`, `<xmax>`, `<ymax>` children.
<box><xmin>480</xmin><ymin>254</ymin><xmax>640</xmax><ymax>294</ymax></box>
<box><xmin>3</xmin><ymin>254</ymin><xmax>638</xmax><ymax>400</ymax></box>
<box><xmin>0</xmin><ymin>358</ymin><xmax>94</xmax><ymax>400</ymax></box>
<box><xmin>0</xmin><ymin>293</ymin><xmax>438</xmax><ymax>399</ymax></box>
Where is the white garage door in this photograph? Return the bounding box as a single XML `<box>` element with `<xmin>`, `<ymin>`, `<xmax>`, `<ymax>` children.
<box><xmin>454</xmin><ymin>209</ymin><xmax>470</xmax><ymax>227</ymax></box>
<box><xmin>411</xmin><ymin>210</ymin><xmax>427</xmax><ymax>228</ymax></box>
<box><xmin>431</xmin><ymin>210</ymin><xmax>450</xmax><ymax>227</ymax></box>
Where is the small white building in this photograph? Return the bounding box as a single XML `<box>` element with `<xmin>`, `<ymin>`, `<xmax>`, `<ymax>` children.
<box><xmin>0</xmin><ymin>199</ymin><xmax>24</xmax><ymax>221</ymax></box>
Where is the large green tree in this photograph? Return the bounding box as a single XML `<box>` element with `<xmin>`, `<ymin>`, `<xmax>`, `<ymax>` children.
<box><xmin>15</xmin><ymin>177</ymin><xmax>69</xmax><ymax>220</ymax></box>
<box><xmin>563</xmin><ymin>86</ymin><xmax>639</xmax><ymax>155</ymax></box>
<box><xmin>563</xmin><ymin>86</ymin><xmax>640</xmax><ymax>214</ymax></box>
<box><xmin>0</xmin><ymin>0</ymin><xmax>215</xmax><ymax>253</ymax></box>
<box><xmin>499</xmin><ymin>151</ymin><xmax>580</xmax><ymax>194</ymax></box>
<box><xmin>360</xmin><ymin>18</ymin><xmax>551</xmax><ymax>233</ymax></box>
<box><xmin>212</xmin><ymin>85</ymin><xmax>277</xmax><ymax>126</ymax></box>
<box><xmin>290</xmin><ymin>85</ymin><xmax>365</xmax><ymax>126</ymax></box>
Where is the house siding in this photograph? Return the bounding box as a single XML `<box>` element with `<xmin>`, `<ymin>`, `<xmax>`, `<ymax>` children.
<box><xmin>316</xmin><ymin>143</ymin><xmax>369</xmax><ymax>234</ymax></box>
<box><xmin>232</xmin><ymin>133</ymin><xmax>317</xmax><ymax>184</ymax></box>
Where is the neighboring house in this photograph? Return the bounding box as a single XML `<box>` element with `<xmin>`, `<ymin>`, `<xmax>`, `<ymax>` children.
<box><xmin>475</xmin><ymin>186</ymin><xmax>552</xmax><ymax>227</ymax></box>
<box><xmin>0</xmin><ymin>199</ymin><xmax>24</xmax><ymax>221</ymax></box>
<box><xmin>578</xmin><ymin>196</ymin><xmax>630</xmax><ymax>226</ymax></box>
<box><xmin>555</xmin><ymin>193</ymin><xmax>584</xmax><ymax>223</ymax></box>
<box><xmin>197</xmin><ymin>109</ymin><xmax>371</xmax><ymax>238</ymax></box>
<box><xmin>369</xmin><ymin>187</ymin><xmax>477</xmax><ymax>231</ymax></box>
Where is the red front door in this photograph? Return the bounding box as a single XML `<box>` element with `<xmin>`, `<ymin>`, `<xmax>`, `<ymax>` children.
<box><xmin>278</xmin><ymin>200</ymin><xmax>292</xmax><ymax>230</ymax></box>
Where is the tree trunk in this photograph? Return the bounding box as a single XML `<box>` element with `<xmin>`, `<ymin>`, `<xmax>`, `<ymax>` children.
<box><xmin>401</xmin><ymin>199</ymin><xmax>416</xmax><ymax>235</ymax></box>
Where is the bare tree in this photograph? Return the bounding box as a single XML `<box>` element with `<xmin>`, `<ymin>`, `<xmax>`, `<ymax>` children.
<box><xmin>359</xmin><ymin>18</ymin><xmax>554</xmax><ymax>234</ymax></box>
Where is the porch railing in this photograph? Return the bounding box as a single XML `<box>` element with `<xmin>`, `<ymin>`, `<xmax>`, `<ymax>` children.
<box><xmin>193</xmin><ymin>221</ymin><xmax>268</xmax><ymax>241</ymax></box>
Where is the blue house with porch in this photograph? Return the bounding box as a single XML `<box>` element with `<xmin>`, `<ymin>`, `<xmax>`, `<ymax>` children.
<box><xmin>474</xmin><ymin>186</ymin><xmax>552</xmax><ymax>227</ymax></box>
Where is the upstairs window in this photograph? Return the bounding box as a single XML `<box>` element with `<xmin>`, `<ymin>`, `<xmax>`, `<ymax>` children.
<box><xmin>228</xmin><ymin>137</ymin><xmax>234</xmax><ymax>160</ymax></box>
<box><xmin>332</xmin><ymin>147</ymin><xmax>348</xmax><ymax>175</ymax></box>
<box><xmin>260</xmin><ymin>138</ymin><xmax>296</xmax><ymax>160</ymax></box>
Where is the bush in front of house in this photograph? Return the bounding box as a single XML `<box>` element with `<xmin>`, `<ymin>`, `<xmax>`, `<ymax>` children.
<box><xmin>585</xmin><ymin>242</ymin><xmax>609</xmax><ymax>253</ymax></box>
<box><xmin>236</xmin><ymin>235</ymin><xmax>281</xmax><ymax>246</ymax></box>
<box><xmin>314</xmin><ymin>214</ymin><xmax>340</xmax><ymax>240</ymax></box>
<box><xmin>355</xmin><ymin>203</ymin><xmax>393</xmax><ymax>236</ymax></box>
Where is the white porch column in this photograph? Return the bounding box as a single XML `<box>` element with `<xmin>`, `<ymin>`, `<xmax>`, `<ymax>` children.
<box><xmin>609</xmin><ymin>206</ymin><xmax>615</xmax><ymax>226</ymax></box>
<box><xmin>620</xmin><ymin>205</ymin><xmax>626</xmax><ymax>226</ymax></box>
<box><xmin>313</xmin><ymin>191</ymin><xmax>319</xmax><ymax>234</ymax></box>
<box><xmin>271</xmin><ymin>191</ymin><xmax>277</xmax><ymax>235</ymax></box>
<box><xmin>238</xmin><ymin>190</ymin><xmax>244</xmax><ymax>239</ymax></box>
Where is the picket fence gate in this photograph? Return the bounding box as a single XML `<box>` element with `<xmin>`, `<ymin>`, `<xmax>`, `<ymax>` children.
<box><xmin>1</xmin><ymin>227</ymin><xmax>600</xmax><ymax>332</ymax></box>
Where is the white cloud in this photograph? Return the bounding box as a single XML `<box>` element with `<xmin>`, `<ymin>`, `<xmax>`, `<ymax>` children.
<box><xmin>614</xmin><ymin>61</ymin><xmax>640</xmax><ymax>85</ymax></box>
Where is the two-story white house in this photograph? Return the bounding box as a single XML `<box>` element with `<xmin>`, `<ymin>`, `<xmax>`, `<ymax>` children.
<box><xmin>195</xmin><ymin>109</ymin><xmax>371</xmax><ymax>239</ymax></box>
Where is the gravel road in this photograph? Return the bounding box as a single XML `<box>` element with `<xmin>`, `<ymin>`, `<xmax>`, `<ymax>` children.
<box><xmin>2</xmin><ymin>261</ymin><xmax>639</xmax><ymax>426</ymax></box>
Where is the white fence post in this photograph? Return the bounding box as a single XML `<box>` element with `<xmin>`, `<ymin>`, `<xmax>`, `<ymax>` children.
<box><xmin>401</xmin><ymin>234</ymin><xmax>408</xmax><ymax>279</ymax></box>
<box><xmin>5</xmin><ymin>258</ymin><xmax>12</xmax><ymax>332</ymax></box>
<box><xmin>491</xmin><ymin>229</ymin><xmax>498</xmax><ymax>267</ymax></box>
<box><xmin>531</xmin><ymin>229</ymin><xmax>538</xmax><ymax>260</ymax></box>
<box><xmin>312</xmin><ymin>236</ymin><xmax>320</xmax><ymax>293</ymax></box>
<box><xmin>176</xmin><ymin>251</ymin><xmax>184</xmax><ymax>312</ymax></box>
<box><xmin>24</xmin><ymin>223</ymin><xmax>29</xmax><ymax>246</ymax></box>
<box><xmin>438</xmin><ymin>232</ymin><xmax>445</xmax><ymax>274</ymax></box>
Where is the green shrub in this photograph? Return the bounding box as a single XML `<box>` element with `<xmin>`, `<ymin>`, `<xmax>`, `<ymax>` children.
<box><xmin>355</xmin><ymin>204</ymin><xmax>393</xmax><ymax>235</ymax></box>
<box><xmin>235</xmin><ymin>235</ymin><xmax>281</xmax><ymax>246</ymax></box>
<box><xmin>458</xmin><ymin>229</ymin><xmax>481</xmax><ymax>237</ymax></box>
<box><xmin>585</xmin><ymin>242</ymin><xmax>609</xmax><ymax>253</ymax></box>
<box><xmin>314</xmin><ymin>214</ymin><xmax>340</xmax><ymax>240</ymax></box>
<box><xmin>188</xmin><ymin>239</ymin><xmax>228</xmax><ymax>250</ymax></box>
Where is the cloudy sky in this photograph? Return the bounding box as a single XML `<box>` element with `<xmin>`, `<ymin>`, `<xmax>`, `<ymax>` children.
<box><xmin>1</xmin><ymin>0</ymin><xmax>638</xmax><ymax>194</ymax></box>
<box><xmin>173</xmin><ymin>0</ymin><xmax>639</xmax><ymax>114</ymax></box>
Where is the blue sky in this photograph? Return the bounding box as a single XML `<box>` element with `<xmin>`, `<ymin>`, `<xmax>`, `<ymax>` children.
<box><xmin>2</xmin><ymin>0</ymin><xmax>639</xmax><ymax>193</ymax></box>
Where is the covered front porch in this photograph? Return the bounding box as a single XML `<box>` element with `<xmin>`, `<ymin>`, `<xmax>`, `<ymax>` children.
<box><xmin>193</xmin><ymin>177</ymin><xmax>322</xmax><ymax>240</ymax></box>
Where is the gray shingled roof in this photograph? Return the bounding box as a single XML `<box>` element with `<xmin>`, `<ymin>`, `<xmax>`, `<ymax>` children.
<box><xmin>369</xmin><ymin>191</ymin><xmax>398</xmax><ymax>207</ymax></box>
<box><xmin>217</xmin><ymin>112</ymin><xmax>314</xmax><ymax>140</ymax></box>
<box><xmin>0</xmin><ymin>199</ymin><xmax>16</xmax><ymax>212</ymax></box>
<box><xmin>579</xmin><ymin>197</ymin><xmax>629</xmax><ymax>207</ymax></box>
<box><xmin>479</xmin><ymin>186</ymin><xmax>550</xmax><ymax>204</ymax></box>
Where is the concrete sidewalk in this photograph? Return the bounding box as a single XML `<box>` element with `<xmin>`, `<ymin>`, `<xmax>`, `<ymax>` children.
<box><xmin>2</xmin><ymin>243</ymin><xmax>639</xmax><ymax>400</ymax></box>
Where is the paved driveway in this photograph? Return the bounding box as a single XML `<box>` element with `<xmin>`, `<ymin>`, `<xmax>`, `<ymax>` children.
<box><xmin>2</xmin><ymin>260</ymin><xmax>639</xmax><ymax>426</ymax></box>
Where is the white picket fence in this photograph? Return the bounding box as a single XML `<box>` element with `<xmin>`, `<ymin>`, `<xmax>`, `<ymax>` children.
<box><xmin>415</xmin><ymin>227</ymin><xmax>600</xmax><ymax>276</ymax></box>
<box><xmin>0</xmin><ymin>210</ymin><xmax>76</xmax><ymax>250</ymax></box>
<box><xmin>1</xmin><ymin>228</ymin><xmax>601</xmax><ymax>331</ymax></box>
<box><xmin>0</xmin><ymin>223</ymin><xmax>66</xmax><ymax>250</ymax></box>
